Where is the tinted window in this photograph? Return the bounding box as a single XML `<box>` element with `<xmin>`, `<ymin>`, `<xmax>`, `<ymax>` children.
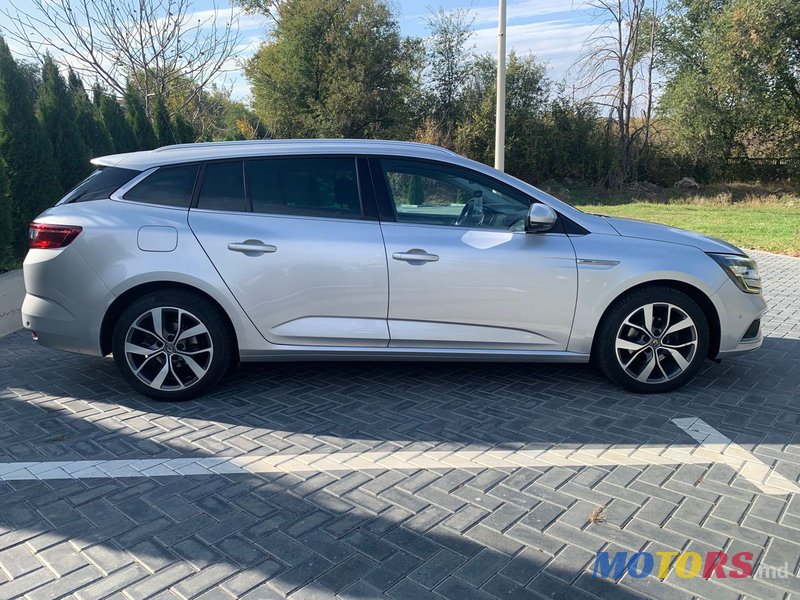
<box><xmin>196</xmin><ymin>161</ymin><xmax>247</xmax><ymax>212</ymax></box>
<box><xmin>123</xmin><ymin>165</ymin><xmax>199</xmax><ymax>207</ymax></box>
<box><xmin>380</xmin><ymin>159</ymin><xmax>530</xmax><ymax>230</ymax></box>
<box><xmin>58</xmin><ymin>167</ymin><xmax>140</xmax><ymax>204</ymax></box>
<box><xmin>246</xmin><ymin>157</ymin><xmax>361</xmax><ymax>218</ymax></box>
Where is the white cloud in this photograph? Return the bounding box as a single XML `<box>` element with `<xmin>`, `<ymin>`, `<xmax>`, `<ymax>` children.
<box><xmin>471</xmin><ymin>0</ymin><xmax>590</xmax><ymax>25</ymax></box>
<box><xmin>186</xmin><ymin>7</ymin><xmax>268</xmax><ymax>33</ymax></box>
<box><xmin>470</xmin><ymin>19</ymin><xmax>596</xmax><ymax>80</ymax></box>
<box><xmin>403</xmin><ymin>0</ymin><xmax>590</xmax><ymax>27</ymax></box>
<box><xmin>230</xmin><ymin>77</ymin><xmax>252</xmax><ymax>102</ymax></box>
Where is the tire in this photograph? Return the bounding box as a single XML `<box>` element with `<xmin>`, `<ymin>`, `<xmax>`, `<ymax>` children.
<box><xmin>594</xmin><ymin>286</ymin><xmax>710</xmax><ymax>394</ymax></box>
<box><xmin>112</xmin><ymin>289</ymin><xmax>234</xmax><ymax>401</ymax></box>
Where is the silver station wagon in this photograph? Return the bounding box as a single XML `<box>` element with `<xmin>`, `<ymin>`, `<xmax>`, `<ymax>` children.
<box><xmin>22</xmin><ymin>140</ymin><xmax>766</xmax><ymax>400</ymax></box>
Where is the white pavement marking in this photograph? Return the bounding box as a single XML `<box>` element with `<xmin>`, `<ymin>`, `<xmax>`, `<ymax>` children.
<box><xmin>0</xmin><ymin>418</ymin><xmax>797</xmax><ymax>496</ymax></box>
<box><xmin>672</xmin><ymin>417</ymin><xmax>800</xmax><ymax>496</ymax></box>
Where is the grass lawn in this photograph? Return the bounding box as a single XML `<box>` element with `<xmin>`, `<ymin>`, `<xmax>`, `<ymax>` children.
<box><xmin>573</xmin><ymin>203</ymin><xmax>800</xmax><ymax>256</ymax></box>
<box><xmin>549</xmin><ymin>181</ymin><xmax>800</xmax><ymax>256</ymax></box>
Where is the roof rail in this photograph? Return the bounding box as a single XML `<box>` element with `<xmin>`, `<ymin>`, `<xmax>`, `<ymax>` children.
<box><xmin>151</xmin><ymin>139</ymin><xmax>458</xmax><ymax>156</ymax></box>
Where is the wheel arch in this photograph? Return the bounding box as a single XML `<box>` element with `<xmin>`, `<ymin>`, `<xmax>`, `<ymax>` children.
<box><xmin>591</xmin><ymin>279</ymin><xmax>721</xmax><ymax>360</ymax></box>
<box><xmin>100</xmin><ymin>281</ymin><xmax>239</xmax><ymax>358</ymax></box>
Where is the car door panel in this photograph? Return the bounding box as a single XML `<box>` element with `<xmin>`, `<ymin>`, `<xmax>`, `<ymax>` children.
<box><xmin>190</xmin><ymin>212</ymin><xmax>389</xmax><ymax>346</ymax></box>
<box><xmin>371</xmin><ymin>157</ymin><xmax>578</xmax><ymax>351</ymax></box>
<box><xmin>381</xmin><ymin>223</ymin><xmax>577</xmax><ymax>350</ymax></box>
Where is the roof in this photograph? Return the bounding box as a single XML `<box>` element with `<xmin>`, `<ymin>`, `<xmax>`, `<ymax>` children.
<box><xmin>91</xmin><ymin>139</ymin><xmax>460</xmax><ymax>171</ymax></box>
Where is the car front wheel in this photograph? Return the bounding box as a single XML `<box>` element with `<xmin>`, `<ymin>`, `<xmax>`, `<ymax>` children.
<box><xmin>595</xmin><ymin>287</ymin><xmax>710</xmax><ymax>393</ymax></box>
<box><xmin>112</xmin><ymin>289</ymin><xmax>233</xmax><ymax>401</ymax></box>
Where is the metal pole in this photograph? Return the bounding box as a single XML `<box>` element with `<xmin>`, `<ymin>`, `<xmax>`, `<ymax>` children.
<box><xmin>494</xmin><ymin>0</ymin><xmax>507</xmax><ymax>171</ymax></box>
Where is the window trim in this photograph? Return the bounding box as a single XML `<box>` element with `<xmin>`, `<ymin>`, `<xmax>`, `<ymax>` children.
<box><xmin>356</xmin><ymin>156</ymin><xmax>379</xmax><ymax>221</ymax></box>
<box><xmin>367</xmin><ymin>155</ymin><xmax>565</xmax><ymax>233</ymax></box>
<box><xmin>111</xmin><ymin>167</ymin><xmax>157</xmax><ymax>203</ymax></box>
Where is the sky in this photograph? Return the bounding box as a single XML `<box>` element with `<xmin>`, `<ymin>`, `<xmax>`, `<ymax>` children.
<box><xmin>0</xmin><ymin>0</ymin><xmax>597</xmax><ymax>102</ymax></box>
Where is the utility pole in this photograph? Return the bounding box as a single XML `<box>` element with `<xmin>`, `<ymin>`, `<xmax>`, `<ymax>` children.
<box><xmin>494</xmin><ymin>0</ymin><xmax>507</xmax><ymax>171</ymax></box>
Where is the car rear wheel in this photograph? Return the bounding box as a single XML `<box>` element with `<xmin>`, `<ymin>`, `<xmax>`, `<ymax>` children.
<box><xmin>112</xmin><ymin>289</ymin><xmax>233</xmax><ymax>401</ymax></box>
<box><xmin>595</xmin><ymin>287</ymin><xmax>710</xmax><ymax>393</ymax></box>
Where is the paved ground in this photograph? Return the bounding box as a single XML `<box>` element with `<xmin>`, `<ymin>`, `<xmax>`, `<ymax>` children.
<box><xmin>1</xmin><ymin>250</ymin><xmax>799</xmax><ymax>600</ymax></box>
<box><xmin>0</xmin><ymin>270</ymin><xmax>24</xmax><ymax>339</ymax></box>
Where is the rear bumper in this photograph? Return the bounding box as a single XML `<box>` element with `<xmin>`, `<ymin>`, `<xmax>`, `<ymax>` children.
<box><xmin>21</xmin><ymin>293</ymin><xmax>104</xmax><ymax>356</ymax></box>
<box><xmin>21</xmin><ymin>246</ymin><xmax>111</xmax><ymax>357</ymax></box>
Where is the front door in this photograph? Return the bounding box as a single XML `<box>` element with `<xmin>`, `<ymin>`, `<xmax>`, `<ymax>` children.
<box><xmin>372</xmin><ymin>157</ymin><xmax>578</xmax><ymax>351</ymax></box>
<box><xmin>189</xmin><ymin>156</ymin><xmax>389</xmax><ymax>347</ymax></box>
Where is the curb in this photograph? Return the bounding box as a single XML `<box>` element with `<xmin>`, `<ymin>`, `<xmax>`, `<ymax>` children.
<box><xmin>0</xmin><ymin>269</ymin><xmax>24</xmax><ymax>339</ymax></box>
<box><xmin>746</xmin><ymin>248</ymin><xmax>800</xmax><ymax>260</ymax></box>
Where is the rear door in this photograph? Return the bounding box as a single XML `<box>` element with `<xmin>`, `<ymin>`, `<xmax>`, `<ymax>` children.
<box><xmin>188</xmin><ymin>156</ymin><xmax>390</xmax><ymax>347</ymax></box>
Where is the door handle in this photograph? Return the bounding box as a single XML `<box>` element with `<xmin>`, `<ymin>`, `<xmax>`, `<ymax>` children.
<box><xmin>227</xmin><ymin>240</ymin><xmax>277</xmax><ymax>255</ymax></box>
<box><xmin>392</xmin><ymin>250</ymin><xmax>439</xmax><ymax>263</ymax></box>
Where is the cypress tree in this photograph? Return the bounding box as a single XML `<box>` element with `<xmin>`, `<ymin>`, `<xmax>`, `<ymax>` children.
<box><xmin>124</xmin><ymin>81</ymin><xmax>156</xmax><ymax>150</ymax></box>
<box><xmin>92</xmin><ymin>84</ymin><xmax>102</xmax><ymax>108</ymax></box>
<box><xmin>68</xmin><ymin>71</ymin><xmax>114</xmax><ymax>158</ymax></box>
<box><xmin>98</xmin><ymin>90</ymin><xmax>138</xmax><ymax>153</ymax></box>
<box><xmin>0</xmin><ymin>158</ymin><xmax>12</xmax><ymax>266</ymax></box>
<box><xmin>172</xmin><ymin>113</ymin><xmax>196</xmax><ymax>144</ymax></box>
<box><xmin>153</xmin><ymin>94</ymin><xmax>173</xmax><ymax>146</ymax></box>
<box><xmin>37</xmin><ymin>56</ymin><xmax>91</xmax><ymax>189</ymax></box>
<box><xmin>0</xmin><ymin>37</ymin><xmax>62</xmax><ymax>255</ymax></box>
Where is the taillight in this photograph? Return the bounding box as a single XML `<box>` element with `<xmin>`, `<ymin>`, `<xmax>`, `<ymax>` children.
<box><xmin>28</xmin><ymin>223</ymin><xmax>83</xmax><ymax>249</ymax></box>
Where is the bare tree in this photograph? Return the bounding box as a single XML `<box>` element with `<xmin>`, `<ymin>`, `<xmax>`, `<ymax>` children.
<box><xmin>642</xmin><ymin>0</ymin><xmax>659</xmax><ymax>151</ymax></box>
<box><xmin>1</xmin><ymin>0</ymin><xmax>242</xmax><ymax>119</ymax></box>
<box><xmin>572</xmin><ymin>0</ymin><xmax>661</xmax><ymax>185</ymax></box>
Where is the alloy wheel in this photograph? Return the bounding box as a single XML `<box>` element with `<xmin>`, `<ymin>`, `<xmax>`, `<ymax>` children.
<box><xmin>124</xmin><ymin>307</ymin><xmax>214</xmax><ymax>391</ymax></box>
<box><xmin>615</xmin><ymin>302</ymin><xmax>698</xmax><ymax>384</ymax></box>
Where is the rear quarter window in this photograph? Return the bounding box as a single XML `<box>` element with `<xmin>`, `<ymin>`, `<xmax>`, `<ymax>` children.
<box><xmin>123</xmin><ymin>165</ymin><xmax>199</xmax><ymax>208</ymax></box>
<box><xmin>58</xmin><ymin>167</ymin><xmax>140</xmax><ymax>204</ymax></box>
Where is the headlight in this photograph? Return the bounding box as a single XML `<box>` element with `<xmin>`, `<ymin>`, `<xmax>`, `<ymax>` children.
<box><xmin>708</xmin><ymin>253</ymin><xmax>762</xmax><ymax>294</ymax></box>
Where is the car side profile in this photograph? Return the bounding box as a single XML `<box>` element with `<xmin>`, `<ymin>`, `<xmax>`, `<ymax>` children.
<box><xmin>22</xmin><ymin>140</ymin><xmax>767</xmax><ymax>400</ymax></box>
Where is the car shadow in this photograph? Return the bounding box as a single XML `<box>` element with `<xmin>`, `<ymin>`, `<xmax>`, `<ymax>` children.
<box><xmin>3</xmin><ymin>334</ymin><xmax>798</xmax><ymax>454</ymax></box>
<box><xmin>1</xmin><ymin>332</ymin><xmax>798</xmax><ymax>597</ymax></box>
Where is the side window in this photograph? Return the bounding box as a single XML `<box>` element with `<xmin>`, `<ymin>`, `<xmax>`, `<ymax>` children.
<box><xmin>123</xmin><ymin>165</ymin><xmax>199</xmax><ymax>208</ymax></box>
<box><xmin>196</xmin><ymin>161</ymin><xmax>246</xmax><ymax>212</ymax></box>
<box><xmin>379</xmin><ymin>159</ymin><xmax>531</xmax><ymax>230</ymax></box>
<box><xmin>246</xmin><ymin>157</ymin><xmax>361</xmax><ymax>218</ymax></box>
<box><xmin>59</xmin><ymin>167</ymin><xmax>140</xmax><ymax>204</ymax></box>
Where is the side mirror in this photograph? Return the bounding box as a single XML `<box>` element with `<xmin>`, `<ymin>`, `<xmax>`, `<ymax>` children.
<box><xmin>526</xmin><ymin>203</ymin><xmax>558</xmax><ymax>233</ymax></box>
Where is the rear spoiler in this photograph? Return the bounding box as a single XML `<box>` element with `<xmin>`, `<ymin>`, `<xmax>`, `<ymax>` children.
<box><xmin>90</xmin><ymin>152</ymin><xmax>136</xmax><ymax>168</ymax></box>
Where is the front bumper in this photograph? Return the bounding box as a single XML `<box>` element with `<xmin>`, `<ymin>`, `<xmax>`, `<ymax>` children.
<box><xmin>711</xmin><ymin>278</ymin><xmax>768</xmax><ymax>358</ymax></box>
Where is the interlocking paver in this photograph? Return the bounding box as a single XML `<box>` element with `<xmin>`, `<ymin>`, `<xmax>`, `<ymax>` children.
<box><xmin>0</xmin><ymin>251</ymin><xmax>799</xmax><ymax>598</ymax></box>
<box><xmin>36</xmin><ymin>542</ymin><xmax>89</xmax><ymax>577</ymax></box>
<box><xmin>220</xmin><ymin>559</ymin><xmax>283</xmax><ymax>597</ymax></box>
